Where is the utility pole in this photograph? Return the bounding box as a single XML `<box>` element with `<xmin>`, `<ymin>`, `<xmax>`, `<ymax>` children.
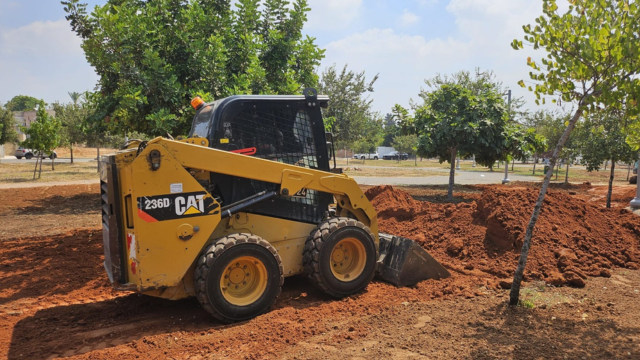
<box><xmin>502</xmin><ymin>89</ymin><xmax>512</xmax><ymax>184</ymax></box>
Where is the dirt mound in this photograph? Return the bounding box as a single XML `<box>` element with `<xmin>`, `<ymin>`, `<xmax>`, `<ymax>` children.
<box><xmin>366</xmin><ymin>185</ymin><xmax>640</xmax><ymax>288</ymax></box>
<box><xmin>365</xmin><ymin>184</ymin><xmax>423</xmax><ymax>219</ymax></box>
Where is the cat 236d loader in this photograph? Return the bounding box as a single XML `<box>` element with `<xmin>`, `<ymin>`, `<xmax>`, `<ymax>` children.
<box><xmin>99</xmin><ymin>88</ymin><xmax>450</xmax><ymax>323</ymax></box>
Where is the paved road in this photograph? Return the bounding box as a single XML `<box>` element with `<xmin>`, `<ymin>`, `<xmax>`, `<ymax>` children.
<box><xmin>0</xmin><ymin>157</ymin><xmax>94</xmax><ymax>164</ymax></box>
<box><xmin>353</xmin><ymin>169</ymin><xmax>534</xmax><ymax>185</ymax></box>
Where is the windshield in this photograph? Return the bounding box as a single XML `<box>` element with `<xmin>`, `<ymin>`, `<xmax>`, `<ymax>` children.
<box><xmin>189</xmin><ymin>104</ymin><xmax>215</xmax><ymax>138</ymax></box>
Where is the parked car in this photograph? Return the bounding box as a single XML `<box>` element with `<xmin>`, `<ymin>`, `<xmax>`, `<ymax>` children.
<box><xmin>14</xmin><ymin>148</ymin><xmax>57</xmax><ymax>160</ymax></box>
<box><xmin>382</xmin><ymin>151</ymin><xmax>409</xmax><ymax>160</ymax></box>
<box><xmin>353</xmin><ymin>152</ymin><xmax>379</xmax><ymax>160</ymax></box>
<box><xmin>14</xmin><ymin>147</ymin><xmax>34</xmax><ymax>159</ymax></box>
<box><xmin>38</xmin><ymin>150</ymin><xmax>58</xmax><ymax>160</ymax></box>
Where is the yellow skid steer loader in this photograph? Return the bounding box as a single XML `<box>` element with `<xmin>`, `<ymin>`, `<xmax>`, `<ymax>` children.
<box><xmin>99</xmin><ymin>89</ymin><xmax>449</xmax><ymax>322</ymax></box>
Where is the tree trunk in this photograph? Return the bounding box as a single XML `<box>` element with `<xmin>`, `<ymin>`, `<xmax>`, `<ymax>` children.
<box><xmin>448</xmin><ymin>146</ymin><xmax>457</xmax><ymax>201</ymax></box>
<box><xmin>38</xmin><ymin>156</ymin><xmax>43</xmax><ymax>179</ymax></box>
<box><xmin>627</xmin><ymin>162</ymin><xmax>631</xmax><ymax>181</ymax></box>
<box><xmin>564</xmin><ymin>158</ymin><xmax>569</xmax><ymax>184</ymax></box>
<box><xmin>532</xmin><ymin>154</ymin><xmax>537</xmax><ymax>175</ymax></box>
<box><xmin>604</xmin><ymin>160</ymin><xmax>608</xmax><ymax>171</ymax></box>
<box><xmin>607</xmin><ymin>160</ymin><xmax>615</xmax><ymax>208</ymax></box>
<box><xmin>51</xmin><ymin>154</ymin><xmax>55</xmax><ymax>171</ymax></box>
<box><xmin>97</xmin><ymin>147</ymin><xmax>101</xmax><ymax>173</ymax></box>
<box><xmin>70</xmin><ymin>144</ymin><xmax>74</xmax><ymax>164</ymax></box>
<box><xmin>415</xmin><ymin>155</ymin><xmax>417</xmax><ymax>166</ymax></box>
<box><xmin>509</xmin><ymin>107</ymin><xmax>583</xmax><ymax>306</ymax></box>
<box><xmin>32</xmin><ymin>157</ymin><xmax>38</xmax><ymax>180</ymax></box>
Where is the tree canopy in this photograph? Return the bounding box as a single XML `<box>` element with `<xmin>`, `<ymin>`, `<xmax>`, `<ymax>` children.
<box><xmin>62</xmin><ymin>0</ymin><xmax>324</xmax><ymax>136</ymax></box>
<box><xmin>414</xmin><ymin>82</ymin><xmax>508</xmax><ymax>199</ymax></box>
<box><xmin>53</xmin><ymin>94</ymin><xmax>92</xmax><ymax>163</ymax></box>
<box><xmin>317</xmin><ymin>64</ymin><xmax>378</xmax><ymax>150</ymax></box>
<box><xmin>21</xmin><ymin>102</ymin><xmax>63</xmax><ymax>178</ymax></box>
<box><xmin>0</xmin><ymin>106</ymin><xmax>18</xmax><ymax>146</ymax></box>
<box><xmin>5</xmin><ymin>95</ymin><xmax>40</xmax><ymax>112</ymax></box>
<box><xmin>509</xmin><ymin>0</ymin><xmax>640</xmax><ymax>306</ymax></box>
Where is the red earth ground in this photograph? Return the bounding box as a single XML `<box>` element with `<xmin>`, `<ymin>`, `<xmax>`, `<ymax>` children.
<box><xmin>0</xmin><ymin>183</ymin><xmax>639</xmax><ymax>359</ymax></box>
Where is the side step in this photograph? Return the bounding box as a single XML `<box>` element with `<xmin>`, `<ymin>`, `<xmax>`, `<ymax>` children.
<box><xmin>375</xmin><ymin>233</ymin><xmax>451</xmax><ymax>286</ymax></box>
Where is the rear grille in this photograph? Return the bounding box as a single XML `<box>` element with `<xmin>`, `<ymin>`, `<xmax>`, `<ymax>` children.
<box><xmin>100</xmin><ymin>157</ymin><xmax>126</xmax><ymax>286</ymax></box>
<box><xmin>100</xmin><ymin>182</ymin><xmax>109</xmax><ymax>230</ymax></box>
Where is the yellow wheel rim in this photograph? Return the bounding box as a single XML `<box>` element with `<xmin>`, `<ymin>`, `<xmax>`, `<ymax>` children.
<box><xmin>219</xmin><ymin>256</ymin><xmax>268</xmax><ymax>306</ymax></box>
<box><xmin>330</xmin><ymin>238</ymin><xmax>366</xmax><ymax>282</ymax></box>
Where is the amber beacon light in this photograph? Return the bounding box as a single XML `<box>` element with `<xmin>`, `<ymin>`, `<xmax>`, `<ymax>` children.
<box><xmin>191</xmin><ymin>96</ymin><xmax>205</xmax><ymax>110</ymax></box>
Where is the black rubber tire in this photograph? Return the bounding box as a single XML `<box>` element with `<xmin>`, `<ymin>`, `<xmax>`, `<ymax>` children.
<box><xmin>360</xmin><ymin>156</ymin><xmax>365</xmax><ymax>160</ymax></box>
<box><xmin>16</xmin><ymin>156</ymin><xmax>21</xmax><ymax>159</ymax></box>
<box><xmin>303</xmin><ymin>217</ymin><xmax>376</xmax><ymax>298</ymax></box>
<box><xmin>194</xmin><ymin>234</ymin><xmax>283</xmax><ymax>323</ymax></box>
<box><xmin>631</xmin><ymin>176</ymin><xmax>638</xmax><ymax>185</ymax></box>
<box><xmin>25</xmin><ymin>154</ymin><xmax>32</xmax><ymax>160</ymax></box>
<box><xmin>373</xmin><ymin>156</ymin><xmax>378</xmax><ymax>160</ymax></box>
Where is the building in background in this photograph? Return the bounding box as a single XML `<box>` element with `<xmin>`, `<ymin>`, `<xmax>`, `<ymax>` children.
<box><xmin>0</xmin><ymin>109</ymin><xmax>55</xmax><ymax>157</ymax></box>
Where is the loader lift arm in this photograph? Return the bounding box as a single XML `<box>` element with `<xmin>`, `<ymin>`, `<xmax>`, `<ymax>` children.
<box><xmin>146</xmin><ymin>136</ymin><xmax>379</xmax><ymax>240</ymax></box>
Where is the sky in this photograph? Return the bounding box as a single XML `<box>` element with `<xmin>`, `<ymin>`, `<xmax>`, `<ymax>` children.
<box><xmin>0</xmin><ymin>0</ymin><xmax>562</xmax><ymax>115</ymax></box>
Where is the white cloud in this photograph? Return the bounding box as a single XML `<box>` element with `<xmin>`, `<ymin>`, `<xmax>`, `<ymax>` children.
<box><xmin>322</xmin><ymin>0</ymin><xmax>557</xmax><ymax>114</ymax></box>
<box><xmin>0</xmin><ymin>20</ymin><xmax>96</xmax><ymax>105</ymax></box>
<box><xmin>0</xmin><ymin>20</ymin><xmax>83</xmax><ymax>56</ymax></box>
<box><xmin>306</xmin><ymin>0</ymin><xmax>363</xmax><ymax>31</ymax></box>
<box><xmin>400</xmin><ymin>10</ymin><xmax>420</xmax><ymax>26</ymax></box>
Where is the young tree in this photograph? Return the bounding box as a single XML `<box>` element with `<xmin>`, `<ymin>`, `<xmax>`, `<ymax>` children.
<box><xmin>415</xmin><ymin>83</ymin><xmax>508</xmax><ymax>200</ymax></box>
<box><xmin>62</xmin><ymin>0</ymin><xmax>324</xmax><ymax>136</ymax></box>
<box><xmin>392</xmin><ymin>134</ymin><xmax>418</xmax><ymax>164</ymax></box>
<box><xmin>351</xmin><ymin>115</ymin><xmax>384</xmax><ymax>162</ymax></box>
<box><xmin>494</xmin><ymin>124</ymin><xmax>548</xmax><ymax>174</ymax></box>
<box><xmin>577</xmin><ymin>112</ymin><xmax>637</xmax><ymax>207</ymax></box>
<box><xmin>0</xmin><ymin>106</ymin><xmax>19</xmax><ymax>146</ymax></box>
<box><xmin>509</xmin><ymin>0</ymin><xmax>640</xmax><ymax>305</ymax></box>
<box><xmin>317</xmin><ymin>64</ymin><xmax>378</xmax><ymax>150</ymax></box>
<box><xmin>521</xmin><ymin>110</ymin><xmax>563</xmax><ymax>173</ymax></box>
<box><xmin>21</xmin><ymin>102</ymin><xmax>62</xmax><ymax>178</ymax></box>
<box><xmin>53</xmin><ymin>100</ymin><xmax>90</xmax><ymax>164</ymax></box>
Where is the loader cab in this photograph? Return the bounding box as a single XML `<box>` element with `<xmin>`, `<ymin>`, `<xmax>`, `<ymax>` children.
<box><xmin>188</xmin><ymin>89</ymin><xmax>334</xmax><ymax>224</ymax></box>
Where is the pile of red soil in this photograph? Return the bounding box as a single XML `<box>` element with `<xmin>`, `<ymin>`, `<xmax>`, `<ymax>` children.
<box><xmin>366</xmin><ymin>185</ymin><xmax>640</xmax><ymax>288</ymax></box>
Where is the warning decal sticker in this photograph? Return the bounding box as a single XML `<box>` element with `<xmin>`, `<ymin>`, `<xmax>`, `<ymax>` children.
<box><xmin>137</xmin><ymin>192</ymin><xmax>219</xmax><ymax>222</ymax></box>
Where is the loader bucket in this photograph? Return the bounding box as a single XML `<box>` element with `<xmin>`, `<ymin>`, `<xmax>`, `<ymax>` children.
<box><xmin>375</xmin><ymin>233</ymin><xmax>451</xmax><ymax>286</ymax></box>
